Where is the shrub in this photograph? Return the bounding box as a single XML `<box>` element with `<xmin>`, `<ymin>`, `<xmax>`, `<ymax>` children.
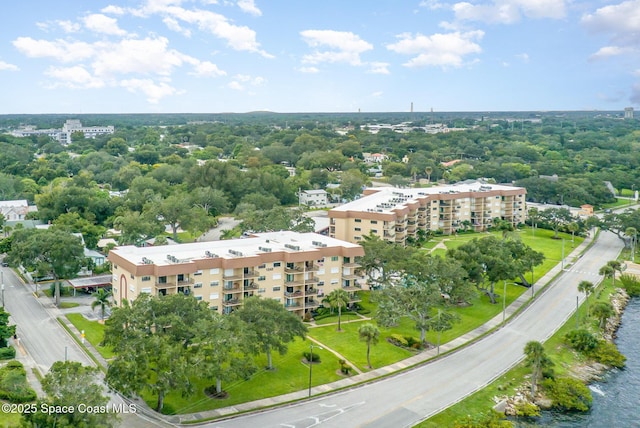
<box><xmin>589</xmin><ymin>341</ymin><xmax>626</xmax><ymax>368</ymax></box>
<box><xmin>564</xmin><ymin>329</ymin><xmax>598</xmax><ymax>353</ymax></box>
<box><xmin>338</xmin><ymin>359</ymin><xmax>351</xmax><ymax>375</ymax></box>
<box><xmin>513</xmin><ymin>401</ymin><xmax>540</xmax><ymax>418</ymax></box>
<box><xmin>303</xmin><ymin>351</ymin><xmax>321</xmax><ymax>363</ymax></box>
<box><xmin>453</xmin><ymin>410</ymin><xmax>511</xmax><ymax>427</ymax></box>
<box><xmin>0</xmin><ymin>361</ymin><xmax>36</xmax><ymax>403</ymax></box>
<box><xmin>0</xmin><ymin>347</ymin><xmax>16</xmax><ymax>360</ymax></box>
<box><xmin>388</xmin><ymin>334</ymin><xmax>408</xmax><ymax>347</ymax></box>
<box><xmin>542</xmin><ymin>377</ymin><xmax>592</xmax><ymax>412</ymax></box>
<box><xmin>619</xmin><ymin>274</ymin><xmax>640</xmax><ymax>297</ymax></box>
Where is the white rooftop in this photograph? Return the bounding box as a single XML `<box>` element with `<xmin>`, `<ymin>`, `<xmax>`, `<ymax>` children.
<box><xmin>331</xmin><ymin>181</ymin><xmax>523</xmax><ymax>214</ymax></box>
<box><xmin>111</xmin><ymin>231</ymin><xmax>360</xmax><ymax>265</ymax></box>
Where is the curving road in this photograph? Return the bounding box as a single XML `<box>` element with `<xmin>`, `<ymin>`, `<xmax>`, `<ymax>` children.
<box><xmin>207</xmin><ymin>231</ymin><xmax>622</xmax><ymax>428</ymax></box>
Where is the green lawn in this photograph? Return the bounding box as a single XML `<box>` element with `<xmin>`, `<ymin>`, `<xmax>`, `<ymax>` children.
<box><xmin>65</xmin><ymin>313</ymin><xmax>114</xmax><ymax>359</ymax></box>
<box><xmin>145</xmin><ymin>338</ymin><xmax>345</xmax><ymax>415</ymax></box>
<box><xmin>58</xmin><ymin>302</ymin><xmax>79</xmax><ymax>309</ymax></box>
<box><xmin>0</xmin><ymin>404</ymin><xmax>23</xmax><ymax>427</ymax></box>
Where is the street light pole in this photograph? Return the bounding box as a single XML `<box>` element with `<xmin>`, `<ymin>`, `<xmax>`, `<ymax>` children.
<box><xmin>561</xmin><ymin>238</ymin><xmax>565</xmax><ymax>270</ymax></box>
<box><xmin>502</xmin><ymin>280</ymin><xmax>507</xmax><ymax>324</ymax></box>
<box><xmin>308</xmin><ymin>343</ymin><xmax>323</xmax><ymax>397</ymax></box>
<box><xmin>531</xmin><ymin>262</ymin><xmax>535</xmax><ymax>298</ymax></box>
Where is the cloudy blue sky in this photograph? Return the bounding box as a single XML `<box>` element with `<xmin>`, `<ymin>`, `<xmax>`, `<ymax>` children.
<box><xmin>1</xmin><ymin>0</ymin><xmax>639</xmax><ymax>114</ymax></box>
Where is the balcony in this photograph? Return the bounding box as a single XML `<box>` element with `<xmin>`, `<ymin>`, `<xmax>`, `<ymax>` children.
<box><xmin>243</xmin><ymin>270</ymin><xmax>259</xmax><ymax>278</ymax></box>
<box><xmin>222</xmin><ymin>298</ymin><xmax>242</xmax><ymax>307</ymax></box>
<box><xmin>155</xmin><ymin>281</ymin><xmax>176</xmax><ymax>289</ymax></box>
<box><xmin>285</xmin><ymin>266</ymin><xmax>304</xmax><ymax>274</ymax></box>
<box><xmin>305</xmin><ymin>287</ymin><xmax>318</xmax><ymax>296</ymax></box>
<box><xmin>348</xmin><ymin>294</ymin><xmax>362</xmax><ymax>303</ymax></box>
<box><xmin>223</xmin><ymin>272</ymin><xmax>243</xmax><ymax>280</ymax></box>
<box><xmin>305</xmin><ymin>276</ymin><xmax>320</xmax><ymax>285</ymax></box>
<box><xmin>177</xmin><ymin>278</ymin><xmax>193</xmax><ymax>286</ymax></box>
<box><xmin>305</xmin><ymin>299</ymin><xmax>321</xmax><ymax>308</ymax></box>
<box><xmin>304</xmin><ymin>263</ymin><xmax>319</xmax><ymax>272</ymax></box>
<box><xmin>284</xmin><ymin>290</ymin><xmax>304</xmax><ymax>298</ymax></box>
<box><xmin>244</xmin><ymin>282</ymin><xmax>259</xmax><ymax>291</ymax></box>
<box><xmin>285</xmin><ymin>279</ymin><xmax>304</xmax><ymax>286</ymax></box>
<box><xmin>342</xmin><ymin>284</ymin><xmax>362</xmax><ymax>292</ymax></box>
<box><xmin>223</xmin><ymin>285</ymin><xmax>242</xmax><ymax>293</ymax></box>
<box><xmin>285</xmin><ymin>302</ymin><xmax>302</xmax><ymax>310</ymax></box>
<box><xmin>343</xmin><ymin>261</ymin><xmax>361</xmax><ymax>268</ymax></box>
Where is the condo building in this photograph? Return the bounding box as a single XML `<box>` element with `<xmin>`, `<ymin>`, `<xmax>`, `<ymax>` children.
<box><xmin>107</xmin><ymin>231</ymin><xmax>364</xmax><ymax>318</ymax></box>
<box><xmin>328</xmin><ymin>181</ymin><xmax>526</xmax><ymax>245</ymax></box>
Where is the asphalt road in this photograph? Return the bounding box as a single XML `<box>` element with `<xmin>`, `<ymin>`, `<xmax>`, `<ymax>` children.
<box><xmin>1</xmin><ymin>268</ymin><xmax>94</xmax><ymax>372</ymax></box>
<box><xmin>208</xmin><ymin>231</ymin><xmax>623</xmax><ymax>428</ymax></box>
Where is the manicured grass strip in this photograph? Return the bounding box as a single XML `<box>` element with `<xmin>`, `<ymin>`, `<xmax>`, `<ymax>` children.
<box><xmin>56</xmin><ymin>317</ymin><xmax>105</xmax><ymax>373</ymax></box>
<box><xmin>58</xmin><ymin>302</ymin><xmax>80</xmax><ymax>309</ymax></box>
<box><xmin>65</xmin><ymin>313</ymin><xmax>115</xmax><ymax>359</ymax></box>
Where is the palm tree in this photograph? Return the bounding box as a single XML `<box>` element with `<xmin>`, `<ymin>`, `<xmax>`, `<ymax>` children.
<box><xmin>578</xmin><ymin>280</ymin><xmax>594</xmax><ymax>320</ymax></box>
<box><xmin>358</xmin><ymin>323</ymin><xmax>380</xmax><ymax>369</ymax></box>
<box><xmin>599</xmin><ymin>264</ymin><xmax>615</xmax><ymax>288</ymax></box>
<box><xmin>591</xmin><ymin>301</ymin><xmax>614</xmax><ymax>330</ymax></box>
<box><xmin>524</xmin><ymin>341</ymin><xmax>552</xmax><ymax>399</ymax></box>
<box><xmin>91</xmin><ymin>288</ymin><xmax>112</xmax><ymax>322</ymax></box>
<box><xmin>324</xmin><ymin>289</ymin><xmax>350</xmax><ymax>331</ymax></box>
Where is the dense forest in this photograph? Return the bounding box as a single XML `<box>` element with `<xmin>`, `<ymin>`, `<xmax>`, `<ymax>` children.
<box><xmin>0</xmin><ymin>111</ymin><xmax>638</xmax><ymax>249</ymax></box>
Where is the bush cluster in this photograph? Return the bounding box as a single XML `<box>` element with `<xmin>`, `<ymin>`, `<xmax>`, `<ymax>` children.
<box><xmin>338</xmin><ymin>359</ymin><xmax>351</xmax><ymax>375</ymax></box>
<box><xmin>542</xmin><ymin>377</ymin><xmax>592</xmax><ymax>412</ymax></box>
<box><xmin>303</xmin><ymin>351</ymin><xmax>321</xmax><ymax>363</ymax></box>
<box><xmin>0</xmin><ymin>347</ymin><xmax>16</xmax><ymax>360</ymax></box>
<box><xmin>0</xmin><ymin>361</ymin><xmax>37</xmax><ymax>403</ymax></box>
<box><xmin>387</xmin><ymin>334</ymin><xmax>423</xmax><ymax>350</ymax></box>
<box><xmin>564</xmin><ymin>329</ymin><xmax>626</xmax><ymax>368</ymax></box>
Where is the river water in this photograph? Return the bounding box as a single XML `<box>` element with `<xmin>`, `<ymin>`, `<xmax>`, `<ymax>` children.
<box><xmin>520</xmin><ymin>298</ymin><xmax>640</xmax><ymax>427</ymax></box>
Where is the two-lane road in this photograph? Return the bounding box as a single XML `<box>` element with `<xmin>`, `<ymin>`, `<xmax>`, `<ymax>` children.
<box><xmin>209</xmin><ymin>231</ymin><xmax>622</xmax><ymax>428</ymax></box>
<box><xmin>1</xmin><ymin>267</ymin><xmax>94</xmax><ymax>372</ymax></box>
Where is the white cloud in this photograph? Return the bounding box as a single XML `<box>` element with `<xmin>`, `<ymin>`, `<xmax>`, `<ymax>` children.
<box><xmin>582</xmin><ymin>0</ymin><xmax>640</xmax><ymax>47</ymax></box>
<box><xmin>387</xmin><ymin>31</ymin><xmax>484</xmax><ymax>68</ymax></box>
<box><xmin>237</xmin><ymin>0</ymin><xmax>262</xmax><ymax>16</ymax></box>
<box><xmin>138</xmin><ymin>2</ymin><xmax>272</xmax><ymax>56</ymax></box>
<box><xmin>228</xmin><ymin>81</ymin><xmax>244</xmax><ymax>90</ymax></box>
<box><xmin>298</xmin><ymin>66</ymin><xmax>319</xmax><ymax>73</ymax></box>
<box><xmin>589</xmin><ymin>46</ymin><xmax>634</xmax><ymax>61</ymax></box>
<box><xmin>12</xmin><ymin>37</ymin><xmax>95</xmax><ymax>62</ymax></box>
<box><xmin>228</xmin><ymin>74</ymin><xmax>265</xmax><ymax>90</ymax></box>
<box><xmin>56</xmin><ymin>20</ymin><xmax>82</xmax><ymax>33</ymax></box>
<box><xmin>516</xmin><ymin>53</ymin><xmax>529</xmax><ymax>63</ymax></box>
<box><xmin>368</xmin><ymin>62</ymin><xmax>390</xmax><ymax>74</ymax></box>
<box><xmin>452</xmin><ymin>0</ymin><xmax>567</xmax><ymax>24</ymax></box>
<box><xmin>44</xmin><ymin>65</ymin><xmax>105</xmax><ymax>88</ymax></box>
<box><xmin>101</xmin><ymin>5</ymin><xmax>127</xmax><ymax>15</ymax></box>
<box><xmin>371</xmin><ymin>91</ymin><xmax>383</xmax><ymax>98</ymax></box>
<box><xmin>0</xmin><ymin>61</ymin><xmax>19</xmax><ymax>71</ymax></box>
<box><xmin>301</xmin><ymin>30</ymin><xmax>373</xmax><ymax>66</ymax></box>
<box><xmin>120</xmin><ymin>78</ymin><xmax>181</xmax><ymax>104</ymax></box>
<box><xmin>190</xmin><ymin>61</ymin><xmax>226</xmax><ymax>77</ymax></box>
<box><xmin>163</xmin><ymin>17</ymin><xmax>192</xmax><ymax>37</ymax></box>
<box><xmin>83</xmin><ymin>14</ymin><xmax>128</xmax><ymax>36</ymax></box>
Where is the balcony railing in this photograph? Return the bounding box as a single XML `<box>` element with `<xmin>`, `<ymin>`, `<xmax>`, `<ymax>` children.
<box><xmin>305</xmin><ymin>288</ymin><xmax>318</xmax><ymax>296</ymax></box>
<box><xmin>155</xmin><ymin>281</ymin><xmax>176</xmax><ymax>289</ymax></box>
<box><xmin>285</xmin><ymin>266</ymin><xmax>304</xmax><ymax>274</ymax></box>
<box><xmin>285</xmin><ymin>302</ymin><xmax>302</xmax><ymax>310</ymax></box>
<box><xmin>284</xmin><ymin>291</ymin><xmax>304</xmax><ymax>298</ymax></box>
<box><xmin>243</xmin><ymin>270</ymin><xmax>259</xmax><ymax>278</ymax></box>
<box><xmin>222</xmin><ymin>298</ymin><xmax>241</xmax><ymax>307</ymax></box>
<box><xmin>244</xmin><ymin>282</ymin><xmax>259</xmax><ymax>290</ymax></box>
<box><xmin>305</xmin><ymin>299</ymin><xmax>320</xmax><ymax>308</ymax></box>
<box><xmin>285</xmin><ymin>279</ymin><xmax>304</xmax><ymax>286</ymax></box>
<box><xmin>223</xmin><ymin>285</ymin><xmax>242</xmax><ymax>293</ymax></box>
<box><xmin>177</xmin><ymin>278</ymin><xmax>193</xmax><ymax>286</ymax></box>
<box><xmin>223</xmin><ymin>272</ymin><xmax>243</xmax><ymax>280</ymax></box>
<box><xmin>342</xmin><ymin>284</ymin><xmax>362</xmax><ymax>292</ymax></box>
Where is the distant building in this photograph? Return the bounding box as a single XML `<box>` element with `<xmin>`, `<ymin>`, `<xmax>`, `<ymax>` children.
<box><xmin>0</xmin><ymin>199</ymin><xmax>31</xmax><ymax>221</ymax></box>
<box><xmin>299</xmin><ymin>189</ymin><xmax>329</xmax><ymax>206</ymax></box>
<box><xmin>624</xmin><ymin>107</ymin><xmax>634</xmax><ymax>120</ymax></box>
<box><xmin>11</xmin><ymin>119</ymin><xmax>114</xmax><ymax>145</ymax></box>
<box><xmin>107</xmin><ymin>231</ymin><xmax>364</xmax><ymax>318</ymax></box>
<box><xmin>328</xmin><ymin>181</ymin><xmax>526</xmax><ymax>244</ymax></box>
<box><xmin>362</xmin><ymin>152</ymin><xmax>389</xmax><ymax>163</ymax></box>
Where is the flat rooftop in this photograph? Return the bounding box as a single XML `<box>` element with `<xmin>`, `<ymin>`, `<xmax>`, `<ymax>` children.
<box><xmin>110</xmin><ymin>231</ymin><xmax>361</xmax><ymax>265</ymax></box>
<box><xmin>331</xmin><ymin>181</ymin><xmax>524</xmax><ymax>214</ymax></box>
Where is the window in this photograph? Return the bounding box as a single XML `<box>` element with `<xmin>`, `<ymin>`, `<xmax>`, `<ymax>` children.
<box><xmin>258</xmin><ymin>288</ymin><xmax>266</xmax><ymax>293</ymax></box>
<box><xmin>318</xmin><ymin>281</ymin><xmax>325</xmax><ymax>286</ymax></box>
<box><xmin>194</xmin><ymin>270</ymin><xmax>203</xmax><ymax>276</ymax></box>
<box><xmin>355</xmin><ymin>218</ymin><xmax>362</xmax><ymax>223</ymax></box>
<box><xmin>194</xmin><ymin>283</ymin><xmax>203</xmax><ymax>288</ymax></box>
<box><xmin>331</xmin><ymin>279</ymin><xmax>339</xmax><ymax>284</ymax></box>
<box><xmin>210</xmin><ymin>281</ymin><xmax>219</xmax><ymax>287</ymax></box>
<box><xmin>371</xmin><ymin>229</ymin><xmax>377</xmax><ymax>233</ymax></box>
<box><xmin>273</xmin><ymin>286</ymin><xmax>281</xmax><ymax>292</ymax></box>
<box><xmin>195</xmin><ymin>295</ymin><xmax>203</xmax><ymax>301</ymax></box>
<box><xmin>258</xmin><ymin>264</ymin><xmax>266</xmax><ymax>269</ymax></box>
<box><xmin>331</xmin><ymin>267</ymin><xmax>339</xmax><ymax>274</ymax></box>
<box><xmin>331</xmin><ymin>256</ymin><xmax>339</xmax><ymax>262</ymax></box>
<box><xmin>371</xmin><ymin>220</ymin><xmax>378</xmax><ymax>224</ymax></box>
<box><xmin>141</xmin><ymin>276</ymin><xmax>151</xmax><ymax>282</ymax></box>
<box><xmin>318</xmin><ymin>268</ymin><xmax>325</xmax><ymax>275</ymax></box>
<box><xmin>273</xmin><ymin>273</ymin><xmax>282</xmax><ymax>280</ymax></box>
<box><xmin>258</xmin><ymin>276</ymin><xmax>266</xmax><ymax>281</ymax></box>
<box><xmin>130</xmin><ymin>274</ymin><xmax>134</xmax><ymax>279</ymax></box>
<box><xmin>354</xmin><ymin>236</ymin><xmax>361</xmax><ymax>240</ymax></box>
<box><xmin>273</xmin><ymin>262</ymin><xmax>281</xmax><ymax>267</ymax></box>
<box><xmin>210</xmin><ymin>306</ymin><xmax>218</xmax><ymax>311</ymax></box>
<box><xmin>354</xmin><ymin>227</ymin><xmax>361</xmax><ymax>231</ymax></box>
<box><xmin>210</xmin><ymin>293</ymin><xmax>219</xmax><ymax>299</ymax></box>
<box><xmin>141</xmin><ymin>287</ymin><xmax>151</xmax><ymax>294</ymax></box>
<box><xmin>210</xmin><ymin>268</ymin><xmax>220</xmax><ymax>275</ymax></box>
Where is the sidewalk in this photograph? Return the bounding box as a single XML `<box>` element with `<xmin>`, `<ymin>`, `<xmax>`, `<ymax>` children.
<box><xmin>171</xmin><ymin>233</ymin><xmax>593</xmax><ymax>425</ymax></box>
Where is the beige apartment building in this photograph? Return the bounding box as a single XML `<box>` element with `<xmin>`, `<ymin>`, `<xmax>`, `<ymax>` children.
<box><xmin>328</xmin><ymin>181</ymin><xmax>526</xmax><ymax>245</ymax></box>
<box><xmin>107</xmin><ymin>231</ymin><xmax>364</xmax><ymax>318</ymax></box>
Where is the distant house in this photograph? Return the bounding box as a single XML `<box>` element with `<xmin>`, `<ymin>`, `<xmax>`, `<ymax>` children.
<box><xmin>299</xmin><ymin>189</ymin><xmax>329</xmax><ymax>206</ymax></box>
<box><xmin>579</xmin><ymin>204</ymin><xmax>594</xmax><ymax>217</ymax></box>
<box><xmin>362</xmin><ymin>152</ymin><xmax>389</xmax><ymax>164</ymax></box>
<box><xmin>0</xmin><ymin>200</ymin><xmax>31</xmax><ymax>221</ymax></box>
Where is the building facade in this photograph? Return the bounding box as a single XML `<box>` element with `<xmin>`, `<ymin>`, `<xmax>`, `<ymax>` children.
<box><xmin>107</xmin><ymin>231</ymin><xmax>364</xmax><ymax>318</ymax></box>
<box><xmin>11</xmin><ymin>119</ymin><xmax>114</xmax><ymax>145</ymax></box>
<box><xmin>328</xmin><ymin>181</ymin><xmax>526</xmax><ymax>245</ymax></box>
<box><xmin>299</xmin><ymin>189</ymin><xmax>329</xmax><ymax>206</ymax></box>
